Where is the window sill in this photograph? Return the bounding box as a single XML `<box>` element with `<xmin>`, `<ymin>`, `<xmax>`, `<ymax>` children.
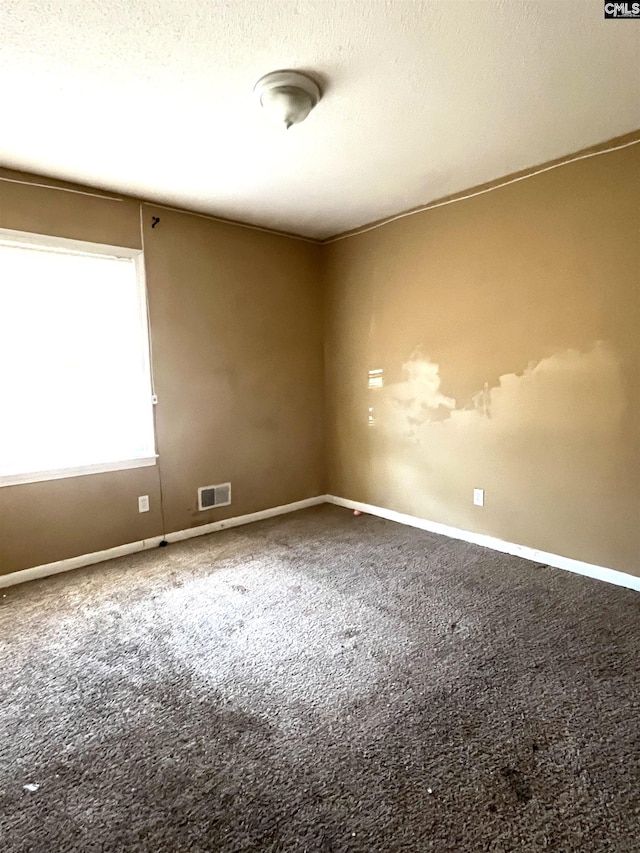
<box><xmin>0</xmin><ymin>456</ymin><xmax>158</xmax><ymax>488</ymax></box>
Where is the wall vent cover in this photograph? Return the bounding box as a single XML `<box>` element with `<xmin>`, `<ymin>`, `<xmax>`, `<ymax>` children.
<box><xmin>198</xmin><ymin>482</ymin><xmax>231</xmax><ymax>511</ymax></box>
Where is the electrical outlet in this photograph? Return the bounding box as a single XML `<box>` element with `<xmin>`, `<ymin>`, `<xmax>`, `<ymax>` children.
<box><xmin>138</xmin><ymin>495</ymin><xmax>150</xmax><ymax>513</ymax></box>
<box><xmin>473</xmin><ymin>488</ymin><xmax>484</xmax><ymax>507</ymax></box>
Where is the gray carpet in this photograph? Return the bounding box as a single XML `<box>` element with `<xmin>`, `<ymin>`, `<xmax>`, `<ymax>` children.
<box><xmin>1</xmin><ymin>505</ymin><xmax>639</xmax><ymax>852</ymax></box>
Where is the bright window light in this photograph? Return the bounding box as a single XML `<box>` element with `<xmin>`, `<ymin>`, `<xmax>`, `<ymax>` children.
<box><xmin>0</xmin><ymin>231</ymin><xmax>156</xmax><ymax>486</ymax></box>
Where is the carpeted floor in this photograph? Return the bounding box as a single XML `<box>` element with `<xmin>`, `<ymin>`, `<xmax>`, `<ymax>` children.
<box><xmin>1</xmin><ymin>505</ymin><xmax>639</xmax><ymax>852</ymax></box>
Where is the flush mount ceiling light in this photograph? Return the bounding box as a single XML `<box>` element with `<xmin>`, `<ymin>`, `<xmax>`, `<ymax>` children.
<box><xmin>254</xmin><ymin>70</ymin><xmax>321</xmax><ymax>129</ymax></box>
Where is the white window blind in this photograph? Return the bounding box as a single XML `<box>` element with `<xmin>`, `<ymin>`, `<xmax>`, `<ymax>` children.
<box><xmin>0</xmin><ymin>231</ymin><xmax>156</xmax><ymax>486</ymax></box>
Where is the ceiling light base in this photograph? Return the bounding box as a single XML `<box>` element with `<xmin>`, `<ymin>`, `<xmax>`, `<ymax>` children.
<box><xmin>254</xmin><ymin>70</ymin><xmax>321</xmax><ymax>129</ymax></box>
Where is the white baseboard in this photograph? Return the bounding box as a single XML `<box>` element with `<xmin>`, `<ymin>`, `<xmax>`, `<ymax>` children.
<box><xmin>163</xmin><ymin>495</ymin><xmax>325</xmax><ymax>543</ymax></box>
<box><xmin>325</xmin><ymin>495</ymin><xmax>640</xmax><ymax>593</ymax></box>
<box><xmin>0</xmin><ymin>535</ymin><xmax>165</xmax><ymax>590</ymax></box>
<box><xmin>0</xmin><ymin>496</ymin><xmax>325</xmax><ymax>590</ymax></box>
<box><xmin>3</xmin><ymin>492</ymin><xmax>637</xmax><ymax>594</ymax></box>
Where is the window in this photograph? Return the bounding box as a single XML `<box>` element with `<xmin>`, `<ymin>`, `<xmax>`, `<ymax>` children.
<box><xmin>0</xmin><ymin>230</ymin><xmax>156</xmax><ymax>487</ymax></box>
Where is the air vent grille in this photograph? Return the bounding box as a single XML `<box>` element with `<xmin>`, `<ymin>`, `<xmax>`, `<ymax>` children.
<box><xmin>198</xmin><ymin>482</ymin><xmax>231</xmax><ymax>511</ymax></box>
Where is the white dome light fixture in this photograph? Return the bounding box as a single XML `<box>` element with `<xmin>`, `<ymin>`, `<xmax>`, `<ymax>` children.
<box><xmin>254</xmin><ymin>70</ymin><xmax>321</xmax><ymax>129</ymax></box>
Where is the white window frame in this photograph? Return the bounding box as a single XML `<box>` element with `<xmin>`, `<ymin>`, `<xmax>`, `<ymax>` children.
<box><xmin>0</xmin><ymin>228</ymin><xmax>157</xmax><ymax>488</ymax></box>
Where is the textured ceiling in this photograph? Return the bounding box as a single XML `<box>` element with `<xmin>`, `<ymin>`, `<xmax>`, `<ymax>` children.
<box><xmin>1</xmin><ymin>0</ymin><xmax>638</xmax><ymax>239</ymax></box>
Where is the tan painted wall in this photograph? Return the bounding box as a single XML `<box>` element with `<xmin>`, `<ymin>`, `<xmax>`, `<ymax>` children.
<box><xmin>0</xmin><ymin>172</ymin><xmax>324</xmax><ymax>575</ymax></box>
<box><xmin>1</xmin><ymin>137</ymin><xmax>638</xmax><ymax>579</ymax></box>
<box><xmin>323</xmin><ymin>142</ymin><xmax>640</xmax><ymax>575</ymax></box>
<box><xmin>142</xmin><ymin>205</ymin><xmax>324</xmax><ymax>535</ymax></box>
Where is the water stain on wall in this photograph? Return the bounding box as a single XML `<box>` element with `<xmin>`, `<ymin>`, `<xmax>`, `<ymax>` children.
<box><xmin>372</xmin><ymin>341</ymin><xmax>624</xmax><ymax>444</ymax></box>
<box><xmin>360</xmin><ymin>341</ymin><xmax>629</xmax><ymax>566</ymax></box>
<box><xmin>373</xmin><ymin>346</ymin><xmax>456</xmax><ymax>435</ymax></box>
<box><xmin>326</xmin><ymin>139</ymin><xmax>639</xmax><ymax>574</ymax></box>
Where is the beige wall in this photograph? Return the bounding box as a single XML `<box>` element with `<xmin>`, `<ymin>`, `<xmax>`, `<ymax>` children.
<box><xmin>142</xmin><ymin>205</ymin><xmax>324</xmax><ymax>535</ymax></box>
<box><xmin>323</xmin><ymin>140</ymin><xmax>639</xmax><ymax>576</ymax></box>
<box><xmin>1</xmin><ymin>136</ymin><xmax>638</xmax><ymax>580</ymax></box>
<box><xmin>0</xmin><ymin>173</ymin><xmax>324</xmax><ymax>575</ymax></box>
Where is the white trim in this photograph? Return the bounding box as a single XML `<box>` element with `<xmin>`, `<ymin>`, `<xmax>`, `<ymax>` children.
<box><xmin>146</xmin><ymin>202</ymin><xmax>319</xmax><ymax>245</ymax></box>
<box><xmin>0</xmin><ymin>496</ymin><xmax>326</xmax><ymax>589</ymax></box>
<box><xmin>0</xmin><ymin>456</ymin><xmax>157</xmax><ymax>488</ymax></box>
<box><xmin>325</xmin><ymin>495</ymin><xmax>640</xmax><ymax>593</ymax></box>
<box><xmin>0</xmin><ymin>227</ymin><xmax>140</xmax><ymax>258</ymax></box>
<box><xmin>165</xmin><ymin>495</ymin><xmax>324</xmax><ymax>543</ymax></box>
<box><xmin>2</xmin><ymin>493</ymin><xmax>637</xmax><ymax>594</ymax></box>
<box><xmin>323</xmin><ymin>137</ymin><xmax>640</xmax><ymax>244</ymax></box>
<box><xmin>0</xmin><ymin>536</ymin><xmax>165</xmax><ymax>590</ymax></box>
<box><xmin>1</xmin><ymin>137</ymin><xmax>636</xmax><ymax>245</ymax></box>
<box><xmin>132</xmin><ymin>246</ymin><xmax>158</xmax><ymax>451</ymax></box>
<box><xmin>0</xmin><ymin>229</ymin><xmax>157</xmax><ymax>489</ymax></box>
<box><xmin>0</xmin><ymin>175</ymin><xmax>124</xmax><ymax>201</ymax></box>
